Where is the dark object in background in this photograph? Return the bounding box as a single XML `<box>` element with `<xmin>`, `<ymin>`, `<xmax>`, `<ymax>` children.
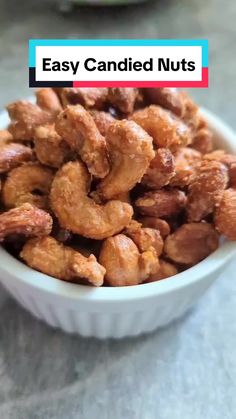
<box><xmin>57</xmin><ymin>0</ymin><xmax>148</xmax><ymax>13</ymax></box>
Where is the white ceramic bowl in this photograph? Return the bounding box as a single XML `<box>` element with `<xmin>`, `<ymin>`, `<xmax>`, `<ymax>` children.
<box><xmin>0</xmin><ymin>107</ymin><xmax>236</xmax><ymax>338</ymax></box>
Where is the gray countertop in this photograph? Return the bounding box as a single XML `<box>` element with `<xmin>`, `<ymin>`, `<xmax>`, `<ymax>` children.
<box><xmin>0</xmin><ymin>0</ymin><xmax>236</xmax><ymax>418</ymax></box>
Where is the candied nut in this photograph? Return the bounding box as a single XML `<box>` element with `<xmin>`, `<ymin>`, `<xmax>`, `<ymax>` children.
<box><xmin>0</xmin><ymin>203</ymin><xmax>52</xmax><ymax>242</ymax></box>
<box><xmin>214</xmin><ymin>188</ymin><xmax>236</xmax><ymax>240</ymax></box>
<box><xmin>56</xmin><ymin>105</ymin><xmax>109</xmax><ymax>178</ymax></box>
<box><xmin>204</xmin><ymin>150</ymin><xmax>226</xmax><ymax>162</ymax></box>
<box><xmin>89</xmin><ymin>110</ymin><xmax>115</xmax><ymax>136</ymax></box>
<box><xmin>146</xmin><ymin>259</ymin><xmax>178</xmax><ymax>282</ymax></box>
<box><xmin>125</xmin><ymin>219</ymin><xmax>163</xmax><ymax>256</ymax></box>
<box><xmin>143</xmin><ymin>88</ymin><xmax>185</xmax><ymax>117</ymax></box>
<box><xmin>34</xmin><ymin>124</ymin><xmax>72</xmax><ymax>168</ymax></box>
<box><xmin>191</xmin><ymin>127</ymin><xmax>213</xmax><ymax>154</ymax></box>
<box><xmin>135</xmin><ymin>189</ymin><xmax>187</xmax><ymax>218</ymax></box>
<box><xmin>164</xmin><ymin>222</ymin><xmax>219</xmax><ymax>265</ymax></box>
<box><xmin>50</xmin><ymin>161</ymin><xmax>133</xmax><ymax>240</ymax></box>
<box><xmin>8</xmin><ymin>122</ymin><xmax>29</xmax><ymax>142</ymax></box>
<box><xmin>7</xmin><ymin>101</ymin><xmax>54</xmax><ymax>141</ymax></box>
<box><xmin>20</xmin><ymin>236</ymin><xmax>105</xmax><ymax>286</ymax></box>
<box><xmin>179</xmin><ymin>93</ymin><xmax>213</xmax><ymax>154</ymax></box>
<box><xmin>217</xmin><ymin>153</ymin><xmax>236</xmax><ymax>187</ymax></box>
<box><xmin>139</xmin><ymin>217</ymin><xmax>170</xmax><ymax>238</ymax></box>
<box><xmin>57</xmin><ymin>87</ymin><xmax>108</xmax><ymax>109</ymax></box>
<box><xmin>2</xmin><ymin>162</ymin><xmax>54</xmax><ymax>209</ymax></box>
<box><xmin>0</xmin><ymin>142</ymin><xmax>33</xmax><ymax>173</ymax></box>
<box><xmin>95</xmin><ymin>119</ymin><xmax>154</xmax><ymax>200</ymax></box>
<box><xmin>204</xmin><ymin>150</ymin><xmax>236</xmax><ymax>187</ymax></box>
<box><xmin>99</xmin><ymin>234</ymin><xmax>159</xmax><ymax>286</ymax></box>
<box><xmin>107</xmin><ymin>88</ymin><xmax>139</xmax><ymax>114</ymax></box>
<box><xmin>171</xmin><ymin>147</ymin><xmax>202</xmax><ymax>187</ymax></box>
<box><xmin>131</xmin><ymin>105</ymin><xmax>191</xmax><ymax>148</ymax></box>
<box><xmin>142</xmin><ymin>148</ymin><xmax>175</xmax><ymax>189</ymax></box>
<box><xmin>36</xmin><ymin>88</ymin><xmax>62</xmax><ymax>115</ymax></box>
<box><xmin>7</xmin><ymin>101</ymin><xmax>47</xmax><ymax>124</ymax></box>
<box><xmin>0</xmin><ymin>129</ymin><xmax>13</xmax><ymax>143</ymax></box>
<box><xmin>187</xmin><ymin>160</ymin><xmax>229</xmax><ymax>222</ymax></box>
<box><xmin>180</xmin><ymin>91</ymin><xmax>199</xmax><ymax>130</ymax></box>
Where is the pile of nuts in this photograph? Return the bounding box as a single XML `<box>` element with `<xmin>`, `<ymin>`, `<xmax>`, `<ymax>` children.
<box><xmin>0</xmin><ymin>87</ymin><xmax>235</xmax><ymax>287</ymax></box>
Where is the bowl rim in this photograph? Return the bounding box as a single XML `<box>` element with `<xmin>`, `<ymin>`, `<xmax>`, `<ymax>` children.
<box><xmin>0</xmin><ymin>106</ymin><xmax>236</xmax><ymax>303</ymax></box>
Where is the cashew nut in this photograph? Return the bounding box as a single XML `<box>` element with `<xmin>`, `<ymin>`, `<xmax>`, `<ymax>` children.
<box><xmin>131</xmin><ymin>105</ymin><xmax>191</xmax><ymax>148</ymax></box>
<box><xmin>57</xmin><ymin>87</ymin><xmax>108</xmax><ymax>109</ymax></box>
<box><xmin>36</xmin><ymin>88</ymin><xmax>62</xmax><ymax>116</ymax></box>
<box><xmin>2</xmin><ymin>162</ymin><xmax>54</xmax><ymax>209</ymax></box>
<box><xmin>95</xmin><ymin>119</ymin><xmax>155</xmax><ymax>200</ymax></box>
<box><xmin>50</xmin><ymin>161</ymin><xmax>133</xmax><ymax>240</ymax></box>
<box><xmin>89</xmin><ymin>110</ymin><xmax>115</xmax><ymax>136</ymax></box>
<box><xmin>21</xmin><ymin>236</ymin><xmax>105</xmax><ymax>287</ymax></box>
<box><xmin>34</xmin><ymin>124</ymin><xmax>72</xmax><ymax>168</ymax></box>
<box><xmin>55</xmin><ymin>105</ymin><xmax>109</xmax><ymax>178</ymax></box>
<box><xmin>107</xmin><ymin>88</ymin><xmax>139</xmax><ymax>114</ymax></box>
<box><xmin>7</xmin><ymin>100</ymin><xmax>54</xmax><ymax>141</ymax></box>
<box><xmin>143</xmin><ymin>88</ymin><xmax>185</xmax><ymax>117</ymax></box>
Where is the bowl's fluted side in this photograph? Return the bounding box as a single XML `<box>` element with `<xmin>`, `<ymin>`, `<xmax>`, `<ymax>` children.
<box><xmin>1</xmin><ymin>268</ymin><xmax>220</xmax><ymax>338</ymax></box>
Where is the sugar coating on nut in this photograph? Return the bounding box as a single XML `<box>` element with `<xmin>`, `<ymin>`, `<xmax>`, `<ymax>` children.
<box><xmin>34</xmin><ymin>124</ymin><xmax>72</xmax><ymax>168</ymax></box>
<box><xmin>180</xmin><ymin>93</ymin><xmax>213</xmax><ymax>154</ymax></box>
<box><xmin>108</xmin><ymin>88</ymin><xmax>139</xmax><ymax>114</ymax></box>
<box><xmin>139</xmin><ymin>217</ymin><xmax>170</xmax><ymax>239</ymax></box>
<box><xmin>135</xmin><ymin>189</ymin><xmax>187</xmax><ymax>219</ymax></box>
<box><xmin>142</xmin><ymin>148</ymin><xmax>175</xmax><ymax>189</ymax></box>
<box><xmin>89</xmin><ymin>110</ymin><xmax>115</xmax><ymax>136</ymax></box>
<box><xmin>124</xmin><ymin>219</ymin><xmax>163</xmax><ymax>256</ymax></box>
<box><xmin>36</xmin><ymin>88</ymin><xmax>62</xmax><ymax>116</ymax></box>
<box><xmin>171</xmin><ymin>147</ymin><xmax>202</xmax><ymax>187</ymax></box>
<box><xmin>192</xmin><ymin>127</ymin><xmax>213</xmax><ymax>154</ymax></box>
<box><xmin>214</xmin><ymin>188</ymin><xmax>236</xmax><ymax>240</ymax></box>
<box><xmin>50</xmin><ymin>161</ymin><xmax>133</xmax><ymax>240</ymax></box>
<box><xmin>99</xmin><ymin>234</ymin><xmax>159</xmax><ymax>286</ymax></box>
<box><xmin>7</xmin><ymin>100</ymin><xmax>54</xmax><ymax>141</ymax></box>
<box><xmin>95</xmin><ymin>119</ymin><xmax>155</xmax><ymax>200</ymax></box>
<box><xmin>187</xmin><ymin>160</ymin><xmax>229</xmax><ymax>222</ymax></box>
<box><xmin>0</xmin><ymin>129</ymin><xmax>13</xmax><ymax>143</ymax></box>
<box><xmin>146</xmin><ymin>259</ymin><xmax>178</xmax><ymax>282</ymax></box>
<box><xmin>0</xmin><ymin>203</ymin><xmax>53</xmax><ymax>242</ymax></box>
<box><xmin>57</xmin><ymin>87</ymin><xmax>108</xmax><ymax>109</ymax></box>
<box><xmin>164</xmin><ymin>222</ymin><xmax>219</xmax><ymax>265</ymax></box>
<box><xmin>143</xmin><ymin>88</ymin><xmax>185</xmax><ymax>117</ymax></box>
<box><xmin>3</xmin><ymin>162</ymin><xmax>54</xmax><ymax>210</ymax></box>
<box><xmin>56</xmin><ymin>104</ymin><xmax>109</xmax><ymax>178</ymax></box>
<box><xmin>131</xmin><ymin>105</ymin><xmax>191</xmax><ymax>148</ymax></box>
<box><xmin>0</xmin><ymin>142</ymin><xmax>33</xmax><ymax>174</ymax></box>
<box><xmin>204</xmin><ymin>150</ymin><xmax>236</xmax><ymax>187</ymax></box>
<box><xmin>21</xmin><ymin>236</ymin><xmax>105</xmax><ymax>286</ymax></box>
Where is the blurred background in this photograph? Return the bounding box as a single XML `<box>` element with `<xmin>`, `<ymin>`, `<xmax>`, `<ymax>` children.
<box><xmin>0</xmin><ymin>1</ymin><xmax>236</xmax><ymax>418</ymax></box>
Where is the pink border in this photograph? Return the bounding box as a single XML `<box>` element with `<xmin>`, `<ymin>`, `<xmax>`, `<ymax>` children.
<box><xmin>73</xmin><ymin>68</ymin><xmax>208</xmax><ymax>88</ymax></box>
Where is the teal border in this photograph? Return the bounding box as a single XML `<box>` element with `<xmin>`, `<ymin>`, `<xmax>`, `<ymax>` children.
<box><xmin>29</xmin><ymin>39</ymin><xmax>208</xmax><ymax>68</ymax></box>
